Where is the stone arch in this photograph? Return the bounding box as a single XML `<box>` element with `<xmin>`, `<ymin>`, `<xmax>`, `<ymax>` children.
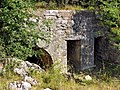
<box><xmin>26</xmin><ymin>46</ymin><xmax>53</xmax><ymax>70</ymax></box>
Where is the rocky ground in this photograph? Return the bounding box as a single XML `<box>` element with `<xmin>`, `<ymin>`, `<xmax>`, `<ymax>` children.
<box><xmin>0</xmin><ymin>58</ymin><xmax>120</xmax><ymax>90</ymax></box>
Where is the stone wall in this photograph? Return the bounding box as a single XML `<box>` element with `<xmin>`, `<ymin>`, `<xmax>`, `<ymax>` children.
<box><xmin>71</xmin><ymin>11</ymin><xmax>98</xmax><ymax>70</ymax></box>
<box><xmin>34</xmin><ymin>10</ymin><xmax>75</xmax><ymax>71</ymax></box>
<box><xmin>33</xmin><ymin>10</ymin><xmax>100</xmax><ymax>71</ymax></box>
<box><xmin>95</xmin><ymin>37</ymin><xmax>120</xmax><ymax>67</ymax></box>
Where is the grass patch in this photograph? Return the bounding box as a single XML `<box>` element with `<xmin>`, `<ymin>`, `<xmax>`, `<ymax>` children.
<box><xmin>35</xmin><ymin>1</ymin><xmax>84</xmax><ymax>10</ymax></box>
<box><xmin>0</xmin><ymin>66</ymin><xmax>120</xmax><ymax>90</ymax></box>
<box><xmin>0</xmin><ymin>71</ymin><xmax>22</xmax><ymax>90</ymax></box>
<box><xmin>0</xmin><ymin>60</ymin><xmax>120</xmax><ymax>90</ymax></box>
<box><xmin>30</xmin><ymin>64</ymin><xmax>120</xmax><ymax>90</ymax></box>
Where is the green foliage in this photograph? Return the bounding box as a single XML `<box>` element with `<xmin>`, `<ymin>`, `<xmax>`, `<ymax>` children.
<box><xmin>98</xmin><ymin>0</ymin><xmax>120</xmax><ymax>27</ymax></box>
<box><xmin>30</xmin><ymin>64</ymin><xmax>68</xmax><ymax>89</ymax></box>
<box><xmin>40</xmin><ymin>69</ymin><xmax>66</xmax><ymax>89</ymax></box>
<box><xmin>94</xmin><ymin>0</ymin><xmax>120</xmax><ymax>48</ymax></box>
<box><xmin>0</xmin><ymin>0</ymin><xmax>48</xmax><ymax>60</ymax></box>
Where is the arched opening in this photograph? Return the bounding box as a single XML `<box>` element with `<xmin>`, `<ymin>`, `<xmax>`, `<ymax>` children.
<box><xmin>26</xmin><ymin>47</ymin><xmax>53</xmax><ymax>70</ymax></box>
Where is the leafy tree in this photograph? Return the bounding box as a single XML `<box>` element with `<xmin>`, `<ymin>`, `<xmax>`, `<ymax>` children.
<box><xmin>0</xmin><ymin>0</ymin><xmax>48</xmax><ymax>59</ymax></box>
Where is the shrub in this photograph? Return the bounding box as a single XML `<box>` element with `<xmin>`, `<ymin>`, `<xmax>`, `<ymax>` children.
<box><xmin>0</xmin><ymin>0</ymin><xmax>48</xmax><ymax>60</ymax></box>
<box><xmin>94</xmin><ymin>0</ymin><xmax>120</xmax><ymax>48</ymax></box>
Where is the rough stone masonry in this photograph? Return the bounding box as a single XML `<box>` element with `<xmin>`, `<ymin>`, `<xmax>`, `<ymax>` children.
<box><xmin>33</xmin><ymin>10</ymin><xmax>101</xmax><ymax>72</ymax></box>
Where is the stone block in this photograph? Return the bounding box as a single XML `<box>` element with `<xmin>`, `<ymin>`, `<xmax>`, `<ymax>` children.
<box><xmin>59</xmin><ymin>11</ymin><xmax>73</xmax><ymax>19</ymax></box>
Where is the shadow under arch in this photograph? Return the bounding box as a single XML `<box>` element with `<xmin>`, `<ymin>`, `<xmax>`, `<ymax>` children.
<box><xmin>26</xmin><ymin>46</ymin><xmax>53</xmax><ymax>70</ymax></box>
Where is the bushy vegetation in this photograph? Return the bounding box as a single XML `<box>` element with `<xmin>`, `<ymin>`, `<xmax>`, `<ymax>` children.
<box><xmin>0</xmin><ymin>0</ymin><xmax>49</xmax><ymax>60</ymax></box>
<box><xmin>95</xmin><ymin>0</ymin><xmax>120</xmax><ymax>49</ymax></box>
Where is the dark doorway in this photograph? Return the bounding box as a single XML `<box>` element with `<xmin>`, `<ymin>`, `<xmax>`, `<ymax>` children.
<box><xmin>94</xmin><ymin>37</ymin><xmax>103</xmax><ymax>68</ymax></box>
<box><xmin>67</xmin><ymin>40</ymin><xmax>81</xmax><ymax>72</ymax></box>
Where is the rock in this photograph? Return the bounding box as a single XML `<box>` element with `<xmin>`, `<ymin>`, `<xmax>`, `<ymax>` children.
<box><xmin>14</xmin><ymin>61</ymin><xmax>44</xmax><ymax>76</ymax></box>
<box><xmin>71</xmin><ymin>20</ymin><xmax>74</xmax><ymax>25</ymax></box>
<box><xmin>22</xmin><ymin>81</ymin><xmax>32</xmax><ymax>90</ymax></box>
<box><xmin>8</xmin><ymin>81</ymin><xmax>31</xmax><ymax>90</ymax></box>
<box><xmin>24</xmin><ymin>75</ymin><xmax>38</xmax><ymax>86</ymax></box>
<box><xmin>24</xmin><ymin>61</ymin><xmax>32</xmax><ymax>67</ymax></box>
<box><xmin>31</xmin><ymin>63</ymin><xmax>45</xmax><ymax>72</ymax></box>
<box><xmin>44</xmin><ymin>10</ymin><xmax>58</xmax><ymax>16</ymax></box>
<box><xmin>61</xmin><ymin>20</ymin><xmax>68</xmax><ymax>24</ymax></box>
<box><xmin>84</xmin><ymin>75</ymin><xmax>92</xmax><ymax>81</ymax></box>
<box><xmin>8</xmin><ymin>81</ymin><xmax>18</xmax><ymax>90</ymax></box>
<box><xmin>20</xmin><ymin>61</ymin><xmax>29</xmax><ymax>72</ymax></box>
<box><xmin>14</xmin><ymin>68</ymin><xmax>28</xmax><ymax>76</ymax></box>
<box><xmin>45</xmin><ymin>16</ymin><xmax>57</xmax><ymax>19</ymax></box>
<box><xmin>1</xmin><ymin>58</ymin><xmax>44</xmax><ymax>89</ymax></box>
<box><xmin>43</xmin><ymin>88</ymin><xmax>52</xmax><ymax>90</ymax></box>
<box><xmin>29</xmin><ymin>18</ymin><xmax>37</xmax><ymax>22</ymax></box>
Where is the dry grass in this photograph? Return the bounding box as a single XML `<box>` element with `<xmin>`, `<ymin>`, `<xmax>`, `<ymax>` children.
<box><xmin>0</xmin><ymin>68</ymin><xmax>120</xmax><ymax>90</ymax></box>
<box><xmin>32</xmin><ymin>72</ymin><xmax>120</xmax><ymax>90</ymax></box>
<box><xmin>0</xmin><ymin>71</ymin><xmax>22</xmax><ymax>90</ymax></box>
<box><xmin>35</xmin><ymin>2</ymin><xmax>84</xmax><ymax>10</ymax></box>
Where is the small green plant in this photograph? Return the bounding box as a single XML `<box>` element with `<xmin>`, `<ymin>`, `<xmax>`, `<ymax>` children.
<box><xmin>30</xmin><ymin>63</ymin><xmax>67</xmax><ymax>89</ymax></box>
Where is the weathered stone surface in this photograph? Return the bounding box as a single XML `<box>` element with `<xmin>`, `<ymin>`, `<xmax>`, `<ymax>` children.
<box><xmin>14</xmin><ymin>61</ymin><xmax>44</xmax><ymax>76</ymax></box>
<box><xmin>24</xmin><ymin>75</ymin><xmax>38</xmax><ymax>86</ymax></box>
<box><xmin>33</xmin><ymin>10</ymin><xmax>106</xmax><ymax>72</ymax></box>
<box><xmin>36</xmin><ymin>11</ymin><xmax>74</xmax><ymax>72</ymax></box>
<box><xmin>22</xmin><ymin>81</ymin><xmax>32</xmax><ymax>90</ymax></box>
<box><xmin>95</xmin><ymin>37</ymin><xmax>120</xmax><ymax>66</ymax></box>
<box><xmin>8</xmin><ymin>81</ymin><xmax>31</xmax><ymax>90</ymax></box>
<box><xmin>14</xmin><ymin>68</ymin><xmax>28</xmax><ymax>76</ymax></box>
<box><xmin>45</xmin><ymin>16</ymin><xmax>57</xmax><ymax>19</ymax></box>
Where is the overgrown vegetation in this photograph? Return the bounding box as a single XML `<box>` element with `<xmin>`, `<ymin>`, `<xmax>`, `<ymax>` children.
<box><xmin>0</xmin><ymin>0</ymin><xmax>120</xmax><ymax>89</ymax></box>
<box><xmin>28</xmin><ymin>65</ymin><xmax>120</xmax><ymax>90</ymax></box>
<box><xmin>0</xmin><ymin>0</ymin><xmax>49</xmax><ymax>60</ymax></box>
<box><xmin>94</xmin><ymin>0</ymin><xmax>120</xmax><ymax>49</ymax></box>
<box><xmin>0</xmin><ymin>63</ymin><xmax>120</xmax><ymax>90</ymax></box>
